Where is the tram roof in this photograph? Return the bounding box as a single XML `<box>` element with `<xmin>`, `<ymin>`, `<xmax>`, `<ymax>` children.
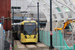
<box><xmin>21</xmin><ymin>20</ymin><xmax>37</xmax><ymax>25</ymax></box>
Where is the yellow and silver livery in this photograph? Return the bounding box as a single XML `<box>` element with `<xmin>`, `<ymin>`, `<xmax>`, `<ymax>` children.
<box><xmin>17</xmin><ymin>20</ymin><xmax>38</xmax><ymax>43</ymax></box>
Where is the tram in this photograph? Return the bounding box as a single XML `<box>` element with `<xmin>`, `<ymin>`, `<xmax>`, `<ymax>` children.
<box><xmin>17</xmin><ymin>20</ymin><xmax>38</xmax><ymax>43</ymax></box>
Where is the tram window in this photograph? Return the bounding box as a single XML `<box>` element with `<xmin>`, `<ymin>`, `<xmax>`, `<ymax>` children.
<box><xmin>20</xmin><ymin>25</ymin><xmax>24</xmax><ymax>33</ymax></box>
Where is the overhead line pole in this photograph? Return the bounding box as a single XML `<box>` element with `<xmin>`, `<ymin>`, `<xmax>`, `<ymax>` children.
<box><xmin>49</xmin><ymin>0</ymin><xmax>54</xmax><ymax>50</ymax></box>
<box><xmin>37</xmin><ymin>2</ymin><xmax>40</xmax><ymax>42</ymax></box>
<box><xmin>11</xmin><ymin>7</ymin><xmax>21</xmax><ymax>49</ymax></box>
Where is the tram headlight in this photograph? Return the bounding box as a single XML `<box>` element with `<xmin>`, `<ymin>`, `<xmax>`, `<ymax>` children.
<box><xmin>25</xmin><ymin>36</ymin><xmax>27</xmax><ymax>38</ymax></box>
<box><xmin>34</xmin><ymin>36</ymin><xmax>36</xmax><ymax>38</ymax></box>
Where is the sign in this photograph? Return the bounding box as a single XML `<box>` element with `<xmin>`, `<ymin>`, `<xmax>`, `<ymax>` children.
<box><xmin>28</xmin><ymin>23</ymin><xmax>32</xmax><ymax>25</ymax></box>
<box><xmin>11</xmin><ymin>7</ymin><xmax>21</xmax><ymax>9</ymax></box>
<box><xmin>50</xmin><ymin>31</ymin><xmax>53</xmax><ymax>35</ymax></box>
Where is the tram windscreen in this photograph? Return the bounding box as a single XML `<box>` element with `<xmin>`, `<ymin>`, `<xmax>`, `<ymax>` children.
<box><xmin>24</xmin><ymin>23</ymin><xmax>36</xmax><ymax>34</ymax></box>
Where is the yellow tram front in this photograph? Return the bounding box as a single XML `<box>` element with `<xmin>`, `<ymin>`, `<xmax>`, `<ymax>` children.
<box><xmin>20</xmin><ymin>21</ymin><xmax>38</xmax><ymax>43</ymax></box>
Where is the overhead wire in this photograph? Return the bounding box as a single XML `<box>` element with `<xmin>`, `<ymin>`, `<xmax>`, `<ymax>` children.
<box><xmin>15</xmin><ymin>0</ymin><xmax>33</xmax><ymax>16</ymax></box>
<box><xmin>25</xmin><ymin>0</ymin><xmax>33</xmax><ymax>11</ymax></box>
<box><xmin>14</xmin><ymin>0</ymin><xmax>33</xmax><ymax>12</ymax></box>
<box><xmin>24</xmin><ymin>0</ymin><xmax>33</xmax><ymax>17</ymax></box>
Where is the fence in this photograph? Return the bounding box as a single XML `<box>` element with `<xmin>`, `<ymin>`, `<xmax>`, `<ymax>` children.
<box><xmin>4</xmin><ymin>30</ymin><xmax>13</xmax><ymax>50</ymax></box>
<box><xmin>0</xmin><ymin>24</ymin><xmax>4</xmax><ymax>50</ymax></box>
<box><xmin>39</xmin><ymin>29</ymin><xmax>75</xmax><ymax>50</ymax></box>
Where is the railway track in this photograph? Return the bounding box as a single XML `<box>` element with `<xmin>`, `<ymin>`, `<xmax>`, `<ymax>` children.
<box><xmin>14</xmin><ymin>40</ymin><xmax>50</xmax><ymax>50</ymax></box>
<box><xmin>14</xmin><ymin>40</ymin><xmax>58</xmax><ymax>50</ymax></box>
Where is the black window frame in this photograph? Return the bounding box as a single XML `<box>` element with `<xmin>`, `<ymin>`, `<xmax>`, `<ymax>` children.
<box><xmin>20</xmin><ymin>25</ymin><xmax>24</xmax><ymax>33</ymax></box>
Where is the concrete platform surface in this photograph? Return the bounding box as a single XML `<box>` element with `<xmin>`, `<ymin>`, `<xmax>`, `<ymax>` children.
<box><xmin>17</xmin><ymin>45</ymin><xmax>26</xmax><ymax>48</ymax></box>
<box><xmin>26</xmin><ymin>45</ymin><xmax>37</xmax><ymax>48</ymax></box>
<box><xmin>36</xmin><ymin>43</ymin><xmax>48</xmax><ymax>48</ymax></box>
<box><xmin>16</xmin><ymin>40</ymin><xmax>22</xmax><ymax>45</ymax></box>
